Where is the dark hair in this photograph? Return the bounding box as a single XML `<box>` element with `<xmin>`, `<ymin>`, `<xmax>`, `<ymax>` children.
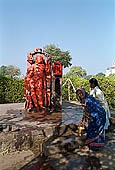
<box><xmin>89</xmin><ymin>78</ymin><xmax>101</xmax><ymax>90</ymax></box>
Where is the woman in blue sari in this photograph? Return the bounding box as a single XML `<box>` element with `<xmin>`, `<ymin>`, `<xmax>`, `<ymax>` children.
<box><xmin>76</xmin><ymin>88</ymin><xmax>106</xmax><ymax>151</ymax></box>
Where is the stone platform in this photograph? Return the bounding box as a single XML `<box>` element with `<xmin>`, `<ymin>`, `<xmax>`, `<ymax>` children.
<box><xmin>0</xmin><ymin>102</ymin><xmax>115</xmax><ymax>170</ymax></box>
<box><xmin>0</xmin><ymin>102</ymin><xmax>83</xmax><ymax>130</ymax></box>
<box><xmin>0</xmin><ymin>102</ymin><xmax>83</xmax><ymax>155</ymax></box>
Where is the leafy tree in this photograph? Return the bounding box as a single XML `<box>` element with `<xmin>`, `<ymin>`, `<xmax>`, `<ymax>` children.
<box><xmin>96</xmin><ymin>72</ymin><xmax>105</xmax><ymax>77</ymax></box>
<box><xmin>84</xmin><ymin>75</ymin><xmax>93</xmax><ymax>80</ymax></box>
<box><xmin>0</xmin><ymin>65</ymin><xmax>7</xmax><ymax>76</ymax></box>
<box><xmin>66</xmin><ymin>66</ymin><xmax>87</xmax><ymax>78</ymax></box>
<box><xmin>7</xmin><ymin>65</ymin><xmax>21</xmax><ymax>78</ymax></box>
<box><xmin>0</xmin><ymin>65</ymin><xmax>21</xmax><ymax>78</ymax></box>
<box><xmin>108</xmin><ymin>74</ymin><xmax>115</xmax><ymax>81</ymax></box>
<box><xmin>44</xmin><ymin>44</ymin><xmax>72</xmax><ymax>68</ymax></box>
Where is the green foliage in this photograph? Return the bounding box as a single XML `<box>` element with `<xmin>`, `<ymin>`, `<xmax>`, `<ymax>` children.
<box><xmin>108</xmin><ymin>74</ymin><xmax>115</xmax><ymax>82</ymax></box>
<box><xmin>0</xmin><ymin>73</ymin><xmax>114</xmax><ymax>109</ymax></box>
<box><xmin>84</xmin><ymin>75</ymin><xmax>93</xmax><ymax>80</ymax></box>
<box><xmin>96</xmin><ymin>72</ymin><xmax>105</xmax><ymax>77</ymax></box>
<box><xmin>62</xmin><ymin>75</ymin><xmax>115</xmax><ymax>109</ymax></box>
<box><xmin>0</xmin><ymin>65</ymin><xmax>21</xmax><ymax>78</ymax></box>
<box><xmin>0</xmin><ymin>75</ymin><xmax>6</xmax><ymax>103</ymax></box>
<box><xmin>66</xmin><ymin>66</ymin><xmax>87</xmax><ymax>78</ymax></box>
<box><xmin>0</xmin><ymin>65</ymin><xmax>7</xmax><ymax>76</ymax></box>
<box><xmin>0</xmin><ymin>76</ymin><xmax>24</xmax><ymax>103</ymax></box>
<box><xmin>94</xmin><ymin>75</ymin><xmax>115</xmax><ymax>109</ymax></box>
<box><xmin>44</xmin><ymin>44</ymin><xmax>72</xmax><ymax>68</ymax></box>
<box><xmin>62</xmin><ymin>75</ymin><xmax>89</xmax><ymax>101</ymax></box>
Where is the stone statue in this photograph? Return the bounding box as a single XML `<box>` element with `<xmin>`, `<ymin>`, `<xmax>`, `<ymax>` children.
<box><xmin>24</xmin><ymin>48</ymin><xmax>62</xmax><ymax>116</ymax></box>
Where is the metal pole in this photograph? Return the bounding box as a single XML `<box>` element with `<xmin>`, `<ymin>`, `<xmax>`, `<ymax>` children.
<box><xmin>68</xmin><ymin>80</ymin><xmax>70</xmax><ymax>101</ymax></box>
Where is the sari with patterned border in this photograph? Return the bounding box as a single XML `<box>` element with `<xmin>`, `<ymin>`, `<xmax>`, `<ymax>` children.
<box><xmin>84</xmin><ymin>93</ymin><xmax>106</xmax><ymax>150</ymax></box>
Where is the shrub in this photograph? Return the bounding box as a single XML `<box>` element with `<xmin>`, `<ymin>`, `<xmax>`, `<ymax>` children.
<box><xmin>0</xmin><ymin>74</ymin><xmax>114</xmax><ymax>109</ymax></box>
<box><xmin>0</xmin><ymin>76</ymin><xmax>24</xmax><ymax>103</ymax></box>
<box><xmin>62</xmin><ymin>75</ymin><xmax>89</xmax><ymax>101</ymax></box>
<box><xmin>62</xmin><ymin>75</ymin><xmax>115</xmax><ymax>109</ymax></box>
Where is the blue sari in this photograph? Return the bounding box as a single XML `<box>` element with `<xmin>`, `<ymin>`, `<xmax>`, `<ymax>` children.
<box><xmin>84</xmin><ymin>93</ymin><xmax>106</xmax><ymax>150</ymax></box>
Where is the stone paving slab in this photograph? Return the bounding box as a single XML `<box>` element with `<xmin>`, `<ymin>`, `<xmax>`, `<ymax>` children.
<box><xmin>0</xmin><ymin>103</ymin><xmax>25</xmax><ymax>115</ymax></box>
<box><xmin>0</xmin><ymin>150</ymin><xmax>35</xmax><ymax>170</ymax></box>
<box><xmin>0</xmin><ymin>102</ymin><xmax>83</xmax><ymax>133</ymax></box>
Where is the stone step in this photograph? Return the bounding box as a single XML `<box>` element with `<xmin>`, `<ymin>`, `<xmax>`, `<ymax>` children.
<box><xmin>0</xmin><ymin>120</ymin><xmax>81</xmax><ymax>156</ymax></box>
<box><xmin>42</xmin><ymin>135</ymin><xmax>85</xmax><ymax>157</ymax></box>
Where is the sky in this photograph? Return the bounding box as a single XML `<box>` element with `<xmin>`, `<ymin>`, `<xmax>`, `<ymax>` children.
<box><xmin>0</xmin><ymin>0</ymin><xmax>115</xmax><ymax>76</ymax></box>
